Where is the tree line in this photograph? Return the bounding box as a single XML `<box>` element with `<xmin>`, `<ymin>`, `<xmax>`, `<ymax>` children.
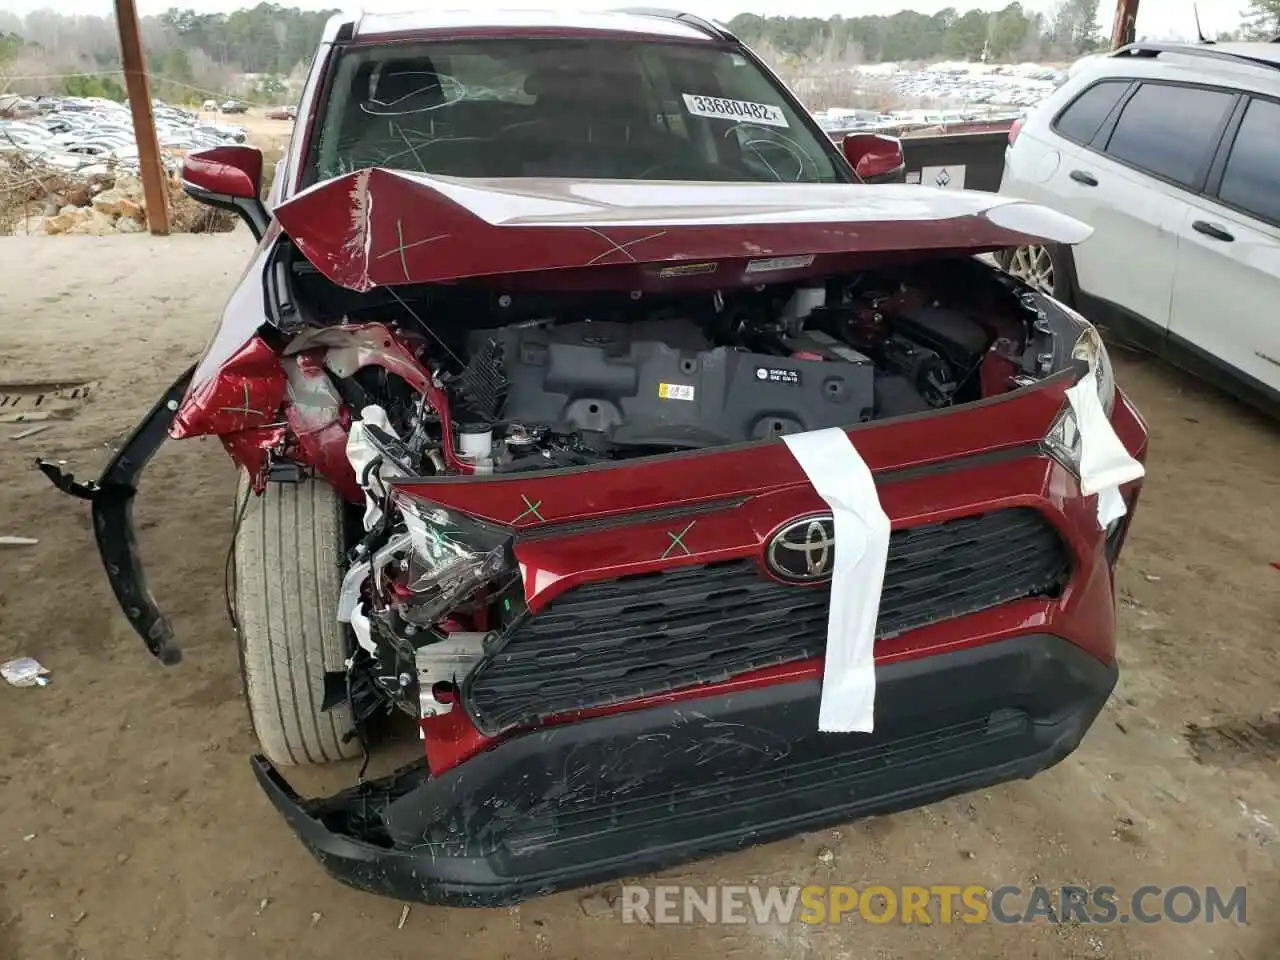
<box><xmin>729</xmin><ymin>1</ymin><xmax>1093</xmax><ymax>64</ymax></box>
<box><xmin>1</xmin><ymin>1</ymin><xmax>1272</xmax><ymax>106</ymax></box>
<box><xmin>0</xmin><ymin>3</ymin><xmax>336</xmax><ymax>103</ymax></box>
<box><xmin>729</xmin><ymin>0</ymin><xmax>1273</xmax><ymax>64</ymax></box>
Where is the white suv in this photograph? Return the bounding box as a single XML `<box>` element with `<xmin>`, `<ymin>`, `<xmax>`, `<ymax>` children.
<box><xmin>998</xmin><ymin>42</ymin><xmax>1280</xmax><ymax>418</ymax></box>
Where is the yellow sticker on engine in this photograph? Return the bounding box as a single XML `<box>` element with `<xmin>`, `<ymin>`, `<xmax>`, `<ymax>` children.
<box><xmin>658</xmin><ymin>383</ymin><xmax>696</xmax><ymax>401</ymax></box>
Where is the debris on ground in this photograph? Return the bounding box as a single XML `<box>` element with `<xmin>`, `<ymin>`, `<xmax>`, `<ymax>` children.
<box><xmin>310</xmin><ymin>911</ymin><xmax>322</xmax><ymax>927</ymax></box>
<box><xmin>2</xmin><ymin>157</ymin><xmax>236</xmax><ymax>236</ymax></box>
<box><xmin>0</xmin><ymin>409</ymin><xmax>59</xmax><ymax>424</ymax></box>
<box><xmin>0</xmin><ymin>378</ymin><xmax>97</xmax><ymax>423</ymax></box>
<box><xmin>0</xmin><ymin>536</ymin><xmax>39</xmax><ymax>545</ymax></box>
<box><xmin>816</xmin><ymin>847</ymin><xmax>836</xmax><ymax>865</ymax></box>
<box><xmin>2</xmin><ymin>657</ymin><xmax>51</xmax><ymax>687</ymax></box>
<box><xmin>579</xmin><ymin>892</ymin><xmax>615</xmax><ymax>918</ymax></box>
<box><xmin>10</xmin><ymin>424</ymin><xmax>52</xmax><ymax>440</ymax></box>
<box><xmin>397</xmin><ymin>904</ymin><xmax>410</xmax><ymax>929</ymax></box>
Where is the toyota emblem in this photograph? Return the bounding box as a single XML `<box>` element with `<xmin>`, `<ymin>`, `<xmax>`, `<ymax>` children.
<box><xmin>766</xmin><ymin>516</ymin><xmax>835</xmax><ymax>582</ymax></box>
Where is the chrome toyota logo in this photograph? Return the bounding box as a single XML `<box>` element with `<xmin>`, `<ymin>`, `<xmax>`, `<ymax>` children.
<box><xmin>766</xmin><ymin>517</ymin><xmax>835</xmax><ymax>582</ymax></box>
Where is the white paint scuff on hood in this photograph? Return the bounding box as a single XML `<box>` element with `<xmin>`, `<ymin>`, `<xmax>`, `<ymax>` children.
<box><xmin>782</xmin><ymin>428</ymin><xmax>891</xmax><ymax>733</ymax></box>
<box><xmin>274</xmin><ymin>167</ymin><xmax>1096</xmax><ymax>291</ymax></box>
<box><xmin>387</xmin><ymin>169</ymin><xmax>1096</xmax><ymax>237</ymax></box>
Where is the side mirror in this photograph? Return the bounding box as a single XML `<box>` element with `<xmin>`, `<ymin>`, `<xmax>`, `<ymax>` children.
<box><xmin>180</xmin><ymin>144</ymin><xmax>270</xmax><ymax>241</ymax></box>
<box><xmin>842</xmin><ymin>133</ymin><xmax>906</xmax><ymax>184</ymax></box>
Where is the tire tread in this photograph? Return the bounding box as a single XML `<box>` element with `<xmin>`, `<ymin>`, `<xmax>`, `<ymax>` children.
<box><xmin>235</xmin><ymin>477</ymin><xmax>358</xmax><ymax>766</ymax></box>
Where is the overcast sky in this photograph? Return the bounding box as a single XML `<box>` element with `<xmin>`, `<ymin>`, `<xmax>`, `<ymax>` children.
<box><xmin>0</xmin><ymin>0</ymin><xmax>1250</xmax><ymax>41</ymax></box>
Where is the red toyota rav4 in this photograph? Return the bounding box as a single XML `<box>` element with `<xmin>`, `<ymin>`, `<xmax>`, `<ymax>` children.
<box><xmin>43</xmin><ymin>9</ymin><xmax>1148</xmax><ymax>905</ymax></box>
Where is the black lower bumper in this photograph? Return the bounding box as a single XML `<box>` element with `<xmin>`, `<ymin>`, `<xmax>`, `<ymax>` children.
<box><xmin>254</xmin><ymin>633</ymin><xmax>1115</xmax><ymax>907</ymax></box>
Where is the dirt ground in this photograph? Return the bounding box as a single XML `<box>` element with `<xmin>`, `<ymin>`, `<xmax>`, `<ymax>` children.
<box><xmin>1</xmin><ymin>233</ymin><xmax>1278</xmax><ymax>960</ymax></box>
<box><xmin>204</xmin><ymin>107</ymin><xmax>295</xmax><ymax>153</ymax></box>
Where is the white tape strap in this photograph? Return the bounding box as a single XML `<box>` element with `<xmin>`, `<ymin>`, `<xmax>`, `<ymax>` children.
<box><xmin>1065</xmin><ymin>370</ymin><xmax>1145</xmax><ymax>529</ymax></box>
<box><xmin>782</xmin><ymin>428</ymin><xmax>891</xmax><ymax>733</ymax></box>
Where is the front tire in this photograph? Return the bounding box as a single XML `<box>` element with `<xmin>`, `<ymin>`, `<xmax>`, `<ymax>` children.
<box><xmin>233</xmin><ymin>476</ymin><xmax>360</xmax><ymax>766</ymax></box>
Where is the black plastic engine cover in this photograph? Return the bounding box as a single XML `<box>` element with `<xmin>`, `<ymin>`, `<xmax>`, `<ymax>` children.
<box><xmin>891</xmin><ymin>304</ymin><xmax>990</xmax><ymax>371</ymax></box>
<box><xmin>474</xmin><ymin>319</ymin><xmax>874</xmax><ymax>447</ymax></box>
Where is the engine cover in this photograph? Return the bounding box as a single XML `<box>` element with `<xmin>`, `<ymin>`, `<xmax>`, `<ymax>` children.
<box><xmin>474</xmin><ymin>319</ymin><xmax>874</xmax><ymax>447</ymax></box>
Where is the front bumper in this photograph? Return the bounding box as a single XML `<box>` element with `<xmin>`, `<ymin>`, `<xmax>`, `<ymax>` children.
<box><xmin>255</xmin><ymin>633</ymin><xmax>1115</xmax><ymax>907</ymax></box>
<box><xmin>37</xmin><ymin>368</ymin><xmax>1141</xmax><ymax>907</ymax></box>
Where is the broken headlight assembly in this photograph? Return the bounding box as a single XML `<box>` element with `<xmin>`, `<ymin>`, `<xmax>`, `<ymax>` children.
<box><xmin>390</xmin><ymin>491</ymin><xmax>515</xmax><ymax>627</ymax></box>
<box><xmin>1043</xmin><ymin>403</ymin><xmax>1083</xmax><ymax>476</ymax></box>
<box><xmin>1063</xmin><ymin>307</ymin><xmax>1116</xmax><ymax>416</ymax></box>
<box><xmin>1041</xmin><ymin>303</ymin><xmax>1116</xmax><ymax>479</ymax></box>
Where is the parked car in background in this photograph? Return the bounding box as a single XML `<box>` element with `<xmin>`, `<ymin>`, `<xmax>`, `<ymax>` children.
<box><xmin>221</xmin><ymin>100</ymin><xmax>249</xmax><ymax>114</ymax></box>
<box><xmin>998</xmin><ymin>41</ymin><xmax>1280</xmax><ymax>418</ymax></box>
<box><xmin>194</xmin><ymin>120</ymin><xmax>247</xmax><ymax>143</ymax></box>
<box><xmin>43</xmin><ymin>7</ymin><xmax>1146</xmax><ymax>908</ymax></box>
<box><xmin>264</xmin><ymin>104</ymin><xmax>297</xmax><ymax>120</ymax></box>
<box><xmin>0</xmin><ymin>96</ymin><xmax>254</xmax><ymax>176</ymax></box>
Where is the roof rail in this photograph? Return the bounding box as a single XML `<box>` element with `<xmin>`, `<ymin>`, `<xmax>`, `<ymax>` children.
<box><xmin>322</xmin><ymin>11</ymin><xmax>357</xmax><ymax>44</ymax></box>
<box><xmin>1112</xmin><ymin>41</ymin><xmax>1280</xmax><ymax>72</ymax></box>
<box><xmin>612</xmin><ymin>7</ymin><xmax>735</xmax><ymax>41</ymax></box>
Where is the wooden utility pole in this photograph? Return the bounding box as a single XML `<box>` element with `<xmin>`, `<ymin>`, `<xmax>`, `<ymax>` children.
<box><xmin>114</xmin><ymin>0</ymin><xmax>170</xmax><ymax>235</ymax></box>
<box><xmin>1112</xmin><ymin>0</ymin><xmax>1140</xmax><ymax>48</ymax></box>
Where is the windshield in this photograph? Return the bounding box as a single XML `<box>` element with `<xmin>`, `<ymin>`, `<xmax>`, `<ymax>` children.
<box><xmin>304</xmin><ymin>38</ymin><xmax>845</xmax><ymax>186</ymax></box>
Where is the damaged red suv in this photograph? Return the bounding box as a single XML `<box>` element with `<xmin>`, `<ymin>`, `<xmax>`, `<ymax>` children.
<box><xmin>42</xmin><ymin>9</ymin><xmax>1148</xmax><ymax>905</ymax></box>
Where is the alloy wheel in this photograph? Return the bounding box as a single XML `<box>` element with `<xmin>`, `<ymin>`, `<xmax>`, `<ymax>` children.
<box><xmin>1007</xmin><ymin>244</ymin><xmax>1055</xmax><ymax>295</ymax></box>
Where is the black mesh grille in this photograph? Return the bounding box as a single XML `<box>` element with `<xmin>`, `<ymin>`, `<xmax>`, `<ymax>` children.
<box><xmin>467</xmin><ymin>508</ymin><xmax>1070</xmax><ymax>733</ymax></box>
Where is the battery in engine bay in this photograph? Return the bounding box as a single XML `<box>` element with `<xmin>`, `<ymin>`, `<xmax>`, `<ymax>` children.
<box><xmin>786</xmin><ymin>329</ymin><xmax>875</xmax><ymax>366</ymax></box>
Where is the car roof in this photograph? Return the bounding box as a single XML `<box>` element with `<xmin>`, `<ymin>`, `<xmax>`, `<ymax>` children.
<box><xmin>1074</xmin><ymin>41</ymin><xmax>1280</xmax><ymax>97</ymax></box>
<box><xmin>344</xmin><ymin>7</ymin><xmax>719</xmax><ymax>42</ymax></box>
<box><xmin>1209</xmin><ymin>41</ymin><xmax>1280</xmax><ymax>65</ymax></box>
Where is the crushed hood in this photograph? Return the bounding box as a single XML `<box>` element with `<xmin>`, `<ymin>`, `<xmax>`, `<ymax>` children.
<box><xmin>274</xmin><ymin>168</ymin><xmax>1092</xmax><ymax>292</ymax></box>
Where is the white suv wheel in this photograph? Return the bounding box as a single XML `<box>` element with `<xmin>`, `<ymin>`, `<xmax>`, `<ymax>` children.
<box><xmin>1006</xmin><ymin>244</ymin><xmax>1056</xmax><ymax>295</ymax></box>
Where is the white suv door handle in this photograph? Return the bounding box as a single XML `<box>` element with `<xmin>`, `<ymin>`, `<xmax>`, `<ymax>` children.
<box><xmin>1069</xmin><ymin>169</ymin><xmax>1098</xmax><ymax>187</ymax></box>
<box><xmin>1192</xmin><ymin>220</ymin><xmax>1235</xmax><ymax>243</ymax></box>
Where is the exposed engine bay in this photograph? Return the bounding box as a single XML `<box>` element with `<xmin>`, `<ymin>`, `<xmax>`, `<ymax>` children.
<box><xmin>278</xmin><ymin>257</ymin><xmax>1052</xmax><ymax>479</ymax></box>
<box><xmin>253</xmin><ymin>257</ymin><xmax>1063</xmax><ymax>725</ymax></box>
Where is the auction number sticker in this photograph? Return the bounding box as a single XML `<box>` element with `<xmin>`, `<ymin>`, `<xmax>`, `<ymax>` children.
<box><xmin>658</xmin><ymin>383</ymin><xmax>696</xmax><ymax>401</ymax></box>
<box><xmin>682</xmin><ymin>94</ymin><xmax>789</xmax><ymax>128</ymax></box>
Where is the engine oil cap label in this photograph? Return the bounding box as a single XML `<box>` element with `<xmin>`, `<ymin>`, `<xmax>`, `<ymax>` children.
<box><xmin>658</xmin><ymin>383</ymin><xmax>696</xmax><ymax>401</ymax></box>
<box><xmin>757</xmin><ymin>367</ymin><xmax>801</xmax><ymax>385</ymax></box>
